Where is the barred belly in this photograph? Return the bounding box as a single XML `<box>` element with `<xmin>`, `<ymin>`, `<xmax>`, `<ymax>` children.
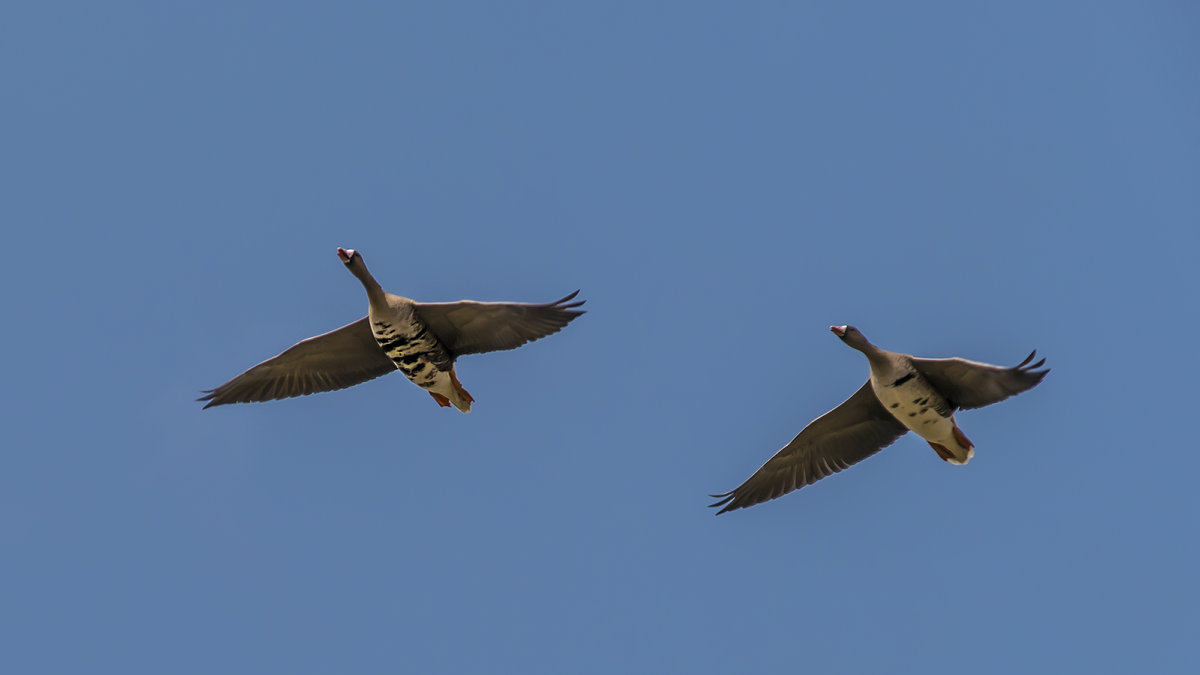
<box><xmin>371</xmin><ymin>318</ymin><xmax>452</xmax><ymax>390</ymax></box>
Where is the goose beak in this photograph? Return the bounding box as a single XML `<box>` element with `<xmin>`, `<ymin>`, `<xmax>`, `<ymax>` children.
<box><xmin>337</xmin><ymin>247</ymin><xmax>354</xmax><ymax>263</ymax></box>
<box><xmin>830</xmin><ymin>325</ymin><xmax>847</xmax><ymax>337</ymax></box>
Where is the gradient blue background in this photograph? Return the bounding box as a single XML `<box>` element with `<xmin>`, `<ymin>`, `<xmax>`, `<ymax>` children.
<box><xmin>4</xmin><ymin>2</ymin><xmax>1197</xmax><ymax>672</ymax></box>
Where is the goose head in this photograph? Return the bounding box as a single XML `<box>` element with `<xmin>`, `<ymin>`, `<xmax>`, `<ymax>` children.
<box><xmin>830</xmin><ymin>325</ymin><xmax>871</xmax><ymax>350</ymax></box>
<box><xmin>336</xmin><ymin>247</ymin><xmax>382</xmax><ymax>297</ymax></box>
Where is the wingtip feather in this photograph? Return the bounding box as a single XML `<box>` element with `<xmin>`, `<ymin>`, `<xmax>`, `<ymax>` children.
<box><xmin>550</xmin><ymin>290</ymin><xmax>586</xmax><ymax>310</ymax></box>
<box><xmin>708</xmin><ymin>491</ymin><xmax>739</xmax><ymax>514</ymax></box>
<box><xmin>197</xmin><ymin>390</ymin><xmax>220</xmax><ymax>409</ymax></box>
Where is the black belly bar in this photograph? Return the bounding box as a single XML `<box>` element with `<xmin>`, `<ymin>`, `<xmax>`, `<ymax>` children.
<box><xmin>374</xmin><ymin>321</ymin><xmax>451</xmax><ymax>388</ymax></box>
<box><xmin>384</xmin><ymin>342</ymin><xmax>448</xmax><ymax>387</ymax></box>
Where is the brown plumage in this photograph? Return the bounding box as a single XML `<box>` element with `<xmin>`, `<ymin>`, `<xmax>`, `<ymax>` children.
<box><xmin>200</xmin><ymin>247</ymin><xmax>585</xmax><ymax>410</ymax></box>
<box><xmin>710</xmin><ymin>326</ymin><xmax>1048</xmax><ymax>514</ymax></box>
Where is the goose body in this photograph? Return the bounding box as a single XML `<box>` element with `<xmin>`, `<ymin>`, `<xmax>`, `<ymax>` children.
<box><xmin>710</xmin><ymin>325</ymin><xmax>1048</xmax><ymax>513</ymax></box>
<box><xmin>868</xmin><ymin>357</ymin><xmax>972</xmax><ymax>465</ymax></box>
<box><xmin>199</xmin><ymin>247</ymin><xmax>585</xmax><ymax>412</ymax></box>
<box><xmin>368</xmin><ymin>294</ymin><xmax>471</xmax><ymax>411</ymax></box>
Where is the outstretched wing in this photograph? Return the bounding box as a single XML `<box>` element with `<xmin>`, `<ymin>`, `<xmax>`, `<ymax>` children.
<box><xmin>710</xmin><ymin>381</ymin><xmax>909</xmax><ymax>514</ymax></box>
<box><xmin>911</xmin><ymin>350</ymin><xmax>1049</xmax><ymax>410</ymax></box>
<box><xmin>414</xmin><ymin>291</ymin><xmax>586</xmax><ymax>357</ymax></box>
<box><xmin>199</xmin><ymin>317</ymin><xmax>396</xmax><ymax>408</ymax></box>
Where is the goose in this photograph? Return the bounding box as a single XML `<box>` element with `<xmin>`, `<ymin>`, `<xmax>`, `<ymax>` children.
<box><xmin>200</xmin><ymin>247</ymin><xmax>585</xmax><ymax>412</ymax></box>
<box><xmin>710</xmin><ymin>325</ymin><xmax>1048</xmax><ymax>513</ymax></box>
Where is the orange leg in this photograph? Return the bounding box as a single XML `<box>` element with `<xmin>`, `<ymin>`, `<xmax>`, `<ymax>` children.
<box><xmin>449</xmin><ymin>368</ymin><xmax>475</xmax><ymax>404</ymax></box>
<box><xmin>429</xmin><ymin>392</ymin><xmax>452</xmax><ymax>407</ymax></box>
<box><xmin>952</xmin><ymin>424</ymin><xmax>974</xmax><ymax>450</ymax></box>
<box><xmin>928</xmin><ymin>442</ymin><xmax>956</xmax><ymax>462</ymax></box>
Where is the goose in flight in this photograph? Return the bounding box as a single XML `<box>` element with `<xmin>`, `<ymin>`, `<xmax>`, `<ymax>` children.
<box><xmin>200</xmin><ymin>247</ymin><xmax>585</xmax><ymax>412</ymax></box>
<box><xmin>711</xmin><ymin>325</ymin><xmax>1048</xmax><ymax>513</ymax></box>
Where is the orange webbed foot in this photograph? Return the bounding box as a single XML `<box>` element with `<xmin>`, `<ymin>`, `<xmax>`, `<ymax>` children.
<box><xmin>449</xmin><ymin>368</ymin><xmax>475</xmax><ymax>404</ymax></box>
<box><xmin>429</xmin><ymin>392</ymin><xmax>452</xmax><ymax>407</ymax></box>
<box><xmin>928</xmin><ymin>442</ymin><xmax>956</xmax><ymax>462</ymax></box>
<box><xmin>952</xmin><ymin>424</ymin><xmax>974</xmax><ymax>450</ymax></box>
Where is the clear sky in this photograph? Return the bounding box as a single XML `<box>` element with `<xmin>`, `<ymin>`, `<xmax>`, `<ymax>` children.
<box><xmin>3</xmin><ymin>2</ymin><xmax>1197</xmax><ymax>673</ymax></box>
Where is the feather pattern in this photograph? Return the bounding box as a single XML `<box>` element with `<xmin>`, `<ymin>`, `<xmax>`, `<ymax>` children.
<box><xmin>198</xmin><ymin>318</ymin><xmax>394</xmax><ymax>408</ymax></box>
<box><xmin>709</xmin><ymin>382</ymin><xmax>909</xmax><ymax>514</ymax></box>
<box><xmin>415</xmin><ymin>291</ymin><xmax>586</xmax><ymax>357</ymax></box>
<box><xmin>910</xmin><ymin>351</ymin><xmax>1049</xmax><ymax>410</ymax></box>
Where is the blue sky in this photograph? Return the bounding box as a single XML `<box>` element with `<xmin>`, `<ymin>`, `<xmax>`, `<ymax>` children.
<box><xmin>3</xmin><ymin>1</ymin><xmax>1197</xmax><ymax>672</ymax></box>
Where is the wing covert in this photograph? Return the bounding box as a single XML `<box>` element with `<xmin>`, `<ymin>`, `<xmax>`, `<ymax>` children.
<box><xmin>911</xmin><ymin>351</ymin><xmax>1049</xmax><ymax>410</ymax></box>
<box><xmin>199</xmin><ymin>317</ymin><xmax>395</xmax><ymax>408</ymax></box>
<box><xmin>710</xmin><ymin>381</ymin><xmax>909</xmax><ymax>514</ymax></box>
<box><xmin>414</xmin><ymin>291</ymin><xmax>585</xmax><ymax>357</ymax></box>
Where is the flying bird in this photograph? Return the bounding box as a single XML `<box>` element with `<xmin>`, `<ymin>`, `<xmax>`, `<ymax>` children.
<box><xmin>200</xmin><ymin>247</ymin><xmax>585</xmax><ymax>412</ymax></box>
<box><xmin>710</xmin><ymin>325</ymin><xmax>1048</xmax><ymax>513</ymax></box>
